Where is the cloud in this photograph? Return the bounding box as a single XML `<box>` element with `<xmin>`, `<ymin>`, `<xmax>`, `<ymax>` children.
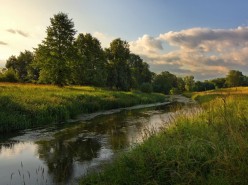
<box><xmin>6</xmin><ymin>29</ymin><xmax>29</xmax><ymax>37</ymax></box>
<box><xmin>92</xmin><ymin>31</ymin><xmax>115</xmax><ymax>48</ymax></box>
<box><xmin>130</xmin><ymin>26</ymin><xmax>248</xmax><ymax>80</ymax></box>
<box><xmin>0</xmin><ymin>41</ymin><xmax>8</xmax><ymax>45</ymax></box>
<box><xmin>130</xmin><ymin>35</ymin><xmax>163</xmax><ymax>54</ymax></box>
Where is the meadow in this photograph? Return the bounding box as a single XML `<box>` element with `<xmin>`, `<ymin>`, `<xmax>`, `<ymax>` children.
<box><xmin>0</xmin><ymin>83</ymin><xmax>166</xmax><ymax>133</ymax></box>
<box><xmin>81</xmin><ymin>87</ymin><xmax>248</xmax><ymax>185</ymax></box>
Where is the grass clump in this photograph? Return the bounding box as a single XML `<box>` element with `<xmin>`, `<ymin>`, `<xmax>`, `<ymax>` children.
<box><xmin>0</xmin><ymin>83</ymin><xmax>166</xmax><ymax>133</ymax></box>
<box><xmin>81</xmin><ymin>92</ymin><xmax>248</xmax><ymax>185</ymax></box>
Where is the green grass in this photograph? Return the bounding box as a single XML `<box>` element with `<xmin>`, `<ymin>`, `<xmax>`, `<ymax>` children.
<box><xmin>81</xmin><ymin>89</ymin><xmax>248</xmax><ymax>185</ymax></box>
<box><xmin>0</xmin><ymin>83</ymin><xmax>166</xmax><ymax>133</ymax></box>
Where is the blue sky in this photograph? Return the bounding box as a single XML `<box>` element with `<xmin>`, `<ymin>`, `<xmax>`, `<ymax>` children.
<box><xmin>1</xmin><ymin>0</ymin><xmax>248</xmax><ymax>79</ymax></box>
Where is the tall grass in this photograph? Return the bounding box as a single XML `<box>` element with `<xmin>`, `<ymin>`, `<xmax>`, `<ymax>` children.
<box><xmin>81</xmin><ymin>92</ymin><xmax>248</xmax><ymax>185</ymax></box>
<box><xmin>0</xmin><ymin>83</ymin><xmax>166</xmax><ymax>133</ymax></box>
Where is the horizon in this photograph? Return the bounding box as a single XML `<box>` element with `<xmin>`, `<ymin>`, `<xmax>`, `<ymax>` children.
<box><xmin>1</xmin><ymin>0</ymin><xmax>248</xmax><ymax>80</ymax></box>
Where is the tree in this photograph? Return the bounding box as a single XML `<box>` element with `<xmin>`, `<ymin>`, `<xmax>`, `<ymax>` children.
<box><xmin>153</xmin><ymin>71</ymin><xmax>177</xmax><ymax>94</ymax></box>
<box><xmin>194</xmin><ymin>81</ymin><xmax>215</xmax><ymax>92</ymax></box>
<box><xmin>128</xmin><ymin>54</ymin><xmax>152</xmax><ymax>88</ymax></box>
<box><xmin>35</xmin><ymin>12</ymin><xmax>76</xmax><ymax>86</ymax></box>
<box><xmin>106</xmin><ymin>38</ymin><xmax>131</xmax><ymax>91</ymax></box>
<box><xmin>211</xmin><ymin>78</ymin><xmax>226</xmax><ymax>89</ymax></box>
<box><xmin>226</xmin><ymin>70</ymin><xmax>244</xmax><ymax>87</ymax></box>
<box><xmin>0</xmin><ymin>68</ymin><xmax>18</xmax><ymax>82</ymax></box>
<box><xmin>184</xmin><ymin>76</ymin><xmax>195</xmax><ymax>91</ymax></box>
<box><xmin>176</xmin><ymin>77</ymin><xmax>186</xmax><ymax>93</ymax></box>
<box><xmin>74</xmin><ymin>33</ymin><xmax>107</xmax><ymax>86</ymax></box>
<box><xmin>5</xmin><ymin>50</ymin><xmax>34</xmax><ymax>82</ymax></box>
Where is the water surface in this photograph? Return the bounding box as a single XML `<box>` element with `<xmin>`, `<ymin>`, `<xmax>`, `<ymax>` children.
<box><xmin>0</xmin><ymin>102</ymin><xmax>188</xmax><ymax>185</ymax></box>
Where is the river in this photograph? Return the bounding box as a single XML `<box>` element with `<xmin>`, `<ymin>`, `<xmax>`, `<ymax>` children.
<box><xmin>0</xmin><ymin>95</ymin><xmax>194</xmax><ymax>185</ymax></box>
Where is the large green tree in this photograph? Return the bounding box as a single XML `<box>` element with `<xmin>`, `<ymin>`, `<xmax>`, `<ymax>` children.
<box><xmin>74</xmin><ymin>33</ymin><xmax>107</xmax><ymax>86</ymax></box>
<box><xmin>35</xmin><ymin>12</ymin><xmax>76</xmax><ymax>86</ymax></box>
<box><xmin>226</xmin><ymin>70</ymin><xmax>244</xmax><ymax>87</ymax></box>
<box><xmin>106</xmin><ymin>38</ymin><xmax>131</xmax><ymax>91</ymax></box>
<box><xmin>128</xmin><ymin>53</ymin><xmax>152</xmax><ymax>88</ymax></box>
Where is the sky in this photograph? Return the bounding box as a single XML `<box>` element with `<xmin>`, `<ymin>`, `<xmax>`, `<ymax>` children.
<box><xmin>1</xmin><ymin>0</ymin><xmax>248</xmax><ymax>80</ymax></box>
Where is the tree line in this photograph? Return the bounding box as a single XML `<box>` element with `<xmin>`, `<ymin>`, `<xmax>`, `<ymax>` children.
<box><xmin>0</xmin><ymin>12</ymin><xmax>247</xmax><ymax>94</ymax></box>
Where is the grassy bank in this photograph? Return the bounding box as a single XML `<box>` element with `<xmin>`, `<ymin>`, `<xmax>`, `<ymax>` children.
<box><xmin>81</xmin><ymin>88</ymin><xmax>248</xmax><ymax>185</ymax></box>
<box><xmin>0</xmin><ymin>83</ymin><xmax>166</xmax><ymax>133</ymax></box>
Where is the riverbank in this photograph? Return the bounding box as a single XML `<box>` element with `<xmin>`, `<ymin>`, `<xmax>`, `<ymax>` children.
<box><xmin>81</xmin><ymin>88</ymin><xmax>248</xmax><ymax>185</ymax></box>
<box><xmin>0</xmin><ymin>83</ymin><xmax>166</xmax><ymax>133</ymax></box>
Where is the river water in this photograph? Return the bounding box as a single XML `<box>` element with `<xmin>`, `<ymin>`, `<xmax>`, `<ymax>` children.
<box><xmin>0</xmin><ymin>96</ymin><xmax>193</xmax><ymax>185</ymax></box>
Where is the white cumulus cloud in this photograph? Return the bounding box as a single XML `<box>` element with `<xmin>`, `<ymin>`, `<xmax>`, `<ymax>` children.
<box><xmin>129</xmin><ymin>27</ymin><xmax>248</xmax><ymax>80</ymax></box>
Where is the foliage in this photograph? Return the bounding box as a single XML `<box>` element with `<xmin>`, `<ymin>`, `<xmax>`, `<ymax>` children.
<box><xmin>81</xmin><ymin>92</ymin><xmax>248</xmax><ymax>185</ymax></box>
<box><xmin>139</xmin><ymin>83</ymin><xmax>153</xmax><ymax>93</ymax></box>
<box><xmin>194</xmin><ymin>80</ymin><xmax>215</xmax><ymax>92</ymax></box>
<box><xmin>0</xmin><ymin>68</ymin><xmax>18</xmax><ymax>82</ymax></box>
<box><xmin>153</xmin><ymin>71</ymin><xmax>177</xmax><ymax>94</ymax></box>
<box><xmin>128</xmin><ymin>54</ymin><xmax>152</xmax><ymax>88</ymax></box>
<box><xmin>0</xmin><ymin>83</ymin><xmax>165</xmax><ymax>133</ymax></box>
<box><xmin>106</xmin><ymin>38</ymin><xmax>132</xmax><ymax>91</ymax></box>
<box><xmin>74</xmin><ymin>33</ymin><xmax>107</xmax><ymax>86</ymax></box>
<box><xmin>35</xmin><ymin>12</ymin><xmax>76</xmax><ymax>86</ymax></box>
<box><xmin>184</xmin><ymin>75</ymin><xmax>195</xmax><ymax>91</ymax></box>
<box><xmin>5</xmin><ymin>50</ymin><xmax>34</xmax><ymax>82</ymax></box>
<box><xmin>211</xmin><ymin>77</ymin><xmax>226</xmax><ymax>89</ymax></box>
<box><xmin>225</xmin><ymin>70</ymin><xmax>244</xmax><ymax>87</ymax></box>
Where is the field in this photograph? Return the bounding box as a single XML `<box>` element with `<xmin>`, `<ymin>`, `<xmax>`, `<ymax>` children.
<box><xmin>81</xmin><ymin>87</ymin><xmax>248</xmax><ymax>185</ymax></box>
<box><xmin>0</xmin><ymin>83</ymin><xmax>166</xmax><ymax>133</ymax></box>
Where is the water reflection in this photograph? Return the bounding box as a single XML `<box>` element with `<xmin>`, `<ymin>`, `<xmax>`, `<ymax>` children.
<box><xmin>0</xmin><ymin>103</ymin><xmax>183</xmax><ymax>185</ymax></box>
<box><xmin>37</xmin><ymin>137</ymin><xmax>101</xmax><ymax>183</ymax></box>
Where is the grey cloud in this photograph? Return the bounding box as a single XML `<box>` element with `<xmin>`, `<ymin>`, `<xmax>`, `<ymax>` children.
<box><xmin>6</xmin><ymin>29</ymin><xmax>16</xmax><ymax>34</ymax></box>
<box><xmin>130</xmin><ymin>26</ymin><xmax>248</xmax><ymax>79</ymax></box>
<box><xmin>160</xmin><ymin>27</ymin><xmax>248</xmax><ymax>50</ymax></box>
<box><xmin>16</xmin><ymin>30</ymin><xmax>29</xmax><ymax>37</ymax></box>
<box><xmin>0</xmin><ymin>41</ymin><xmax>8</xmax><ymax>45</ymax></box>
<box><xmin>6</xmin><ymin>29</ymin><xmax>29</xmax><ymax>37</ymax></box>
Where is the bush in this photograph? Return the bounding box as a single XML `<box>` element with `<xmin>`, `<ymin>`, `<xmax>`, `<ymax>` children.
<box><xmin>169</xmin><ymin>87</ymin><xmax>180</xmax><ymax>95</ymax></box>
<box><xmin>140</xmin><ymin>83</ymin><xmax>153</xmax><ymax>93</ymax></box>
<box><xmin>0</xmin><ymin>69</ymin><xmax>18</xmax><ymax>82</ymax></box>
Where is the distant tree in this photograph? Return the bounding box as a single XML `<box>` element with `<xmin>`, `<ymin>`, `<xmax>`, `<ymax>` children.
<box><xmin>106</xmin><ymin>38</ymin><xmax>131</xmax><ymax>91</ymax></box>
<box><xmin>184</xmin><ymin>76</ymin><xmax>195</xmax><ymax>91</ymax></box>
<box><xmin>194</xmin><ymin>80</ymin><xmax>215</xmax><ymax>92</ymax></box>
<box><xmin>211</xmin><ymin>78</ymin><xmax>226</xmax><ymax>89</ymax></box>
<box><xmin>226</xmin><ymin>70</ymin><xmax>244</xmax><ymax>87</ymax></box>
<box><xmin>140</xmin><ymin>82</ymin><xmax>153</xmax><ymax>93</ymax></box>
<box><xmin>176</xmin><ymin>77</ymin><xmax>186</xmax><ymax>93</ymax></box>
<box><xmin>6</xmin><ymin>50</ymin><xmax>34</xmax><ymax>82</ymax></box>
<box><xmin>128</xmin><ymin>53</ymin><xmax>152</xmax><ymax>88</ymax></box>
<box><xmin>243</xmin><ymin>75</ymin><xmax>248</xmax><ymax>86</ymax></box>
<box><xmin>74</xmin><ymin>33</ymin><xmax>107</xmax><ymax>86</ymax></box>
<box><xmin>153</xmin><ymin>71</ymin><xmax>177</xmax><ymax>94</ymax></box>
<box><xmin>6</xmin><ymin>55</ymin><xmax>18</xmax><ymax>70</ymax></box>
<box><xmin>0</xmin><ymin>68</ymin><xmax>18</xmax><ymax>82</ymax></box>
<box><xmin>34</xmin><ymin>12</ymin><xmax>76</xmax><ymax>86</ymax></box>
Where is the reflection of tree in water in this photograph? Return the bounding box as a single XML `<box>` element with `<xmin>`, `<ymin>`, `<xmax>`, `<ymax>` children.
<box><xmin>0</xmin><ymin>140</ymin><xmax>20</xmax><ymax>152</ymax></box>
<box><xmin>36</xmin><ymin>137</ymin><xmax>101</xmax><ymax>184</ymax></box>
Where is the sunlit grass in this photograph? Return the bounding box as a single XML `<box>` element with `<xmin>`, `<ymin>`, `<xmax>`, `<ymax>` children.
<box><xmin>81</xmin><ymin>89</ymin><xmax>248</xmax><ymax>185</ymax></box>
<box><xmin>0</xmin><ymin>83</ymin><xmax>166</xmax><ymax>133</ymax></box>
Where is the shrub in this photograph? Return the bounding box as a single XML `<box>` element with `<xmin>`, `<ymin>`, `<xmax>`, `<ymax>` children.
<box><xmin>140</xmin><ymin>83</ymin><xmax>153</xmax><ymax>93</ymax></box>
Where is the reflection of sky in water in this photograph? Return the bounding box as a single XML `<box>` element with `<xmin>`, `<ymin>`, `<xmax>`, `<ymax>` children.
<box><xmin>0</xmin><ymin>103</ymin><xmax>186</xmax><ymax>185</ymax></box>
<box><xmin>0</xmin><ymin>142</ymin><xmax>51</xmax><ymax>185</ymax></box>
